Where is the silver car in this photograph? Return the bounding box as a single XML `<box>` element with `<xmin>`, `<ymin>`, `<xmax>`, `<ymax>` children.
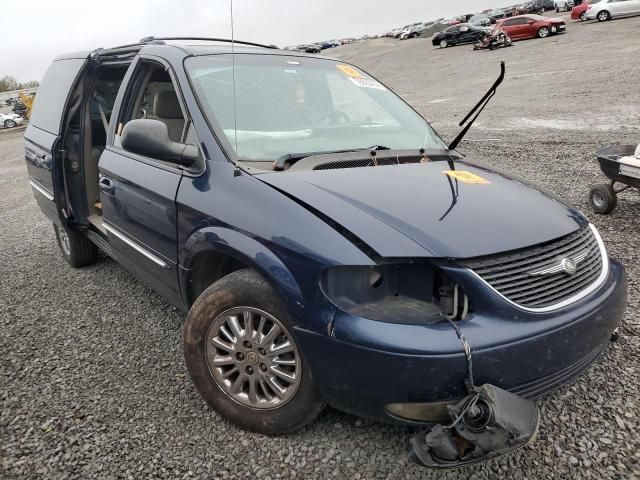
<box><xmin>1</xmin><ymin>113</ymin><xmax>24</xmax><ymax>128</ymax></box>
<box><xmin>585</xmin><ymin>0</ymin><xmax>640</xmax><ymax>20</ymax></box>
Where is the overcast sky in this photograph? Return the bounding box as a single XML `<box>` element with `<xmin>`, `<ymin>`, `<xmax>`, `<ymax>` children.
<box><xmin>1</xmin><ymin>0</ymin><xmax>513</xmax><ymax>82</ymax></box>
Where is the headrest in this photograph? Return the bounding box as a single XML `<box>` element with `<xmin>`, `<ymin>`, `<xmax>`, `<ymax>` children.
<box><xmin>153</xmin><ymin>90</ymin><xmax>183</xmax><ymax>119</ymax></box>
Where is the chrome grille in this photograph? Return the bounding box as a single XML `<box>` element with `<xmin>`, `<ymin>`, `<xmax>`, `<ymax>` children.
<box><xmin>464</xmin><ymin>225</ymin><xmax>604</xmax><ymax>309</ymax></box>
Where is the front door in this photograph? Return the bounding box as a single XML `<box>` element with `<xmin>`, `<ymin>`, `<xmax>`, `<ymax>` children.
<box><xmin>98</xmin><ymin>58</ymin><xmax>188</xmax><ymax>305</ymax></box>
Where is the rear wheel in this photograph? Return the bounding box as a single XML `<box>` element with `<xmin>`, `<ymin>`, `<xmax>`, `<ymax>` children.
<box><xmin>589</xmin><ymin>184</ymin><xmax>617</xmax><ymax>214</ymax></box>
<box><xmin>439</xmin><ymin>39</ymin><xmax>448</xmax><ymax>48</ymax></box>
<box><xmin>183</xmin><ymin>269</ymin><xmax>325</xmax><ymax>434</ymax></box>
<box><xmin>53</xmin><ymin>223</ymin><xmax>98</xmax><ymax>267</ymax></box>
<box><xmin>4</xmin><ymin>119</ymin><xmax>16</xmax><ymax>128</ymax></box>
<box><xmin>597</xmin><ymin>10</ymin><xmax>610</xmax><ymax>21</ymax></box>
<box><xmin>580</xmin><ymin>12</ymin><xmax>587</xmax><ymax>21</ymax></box>
<box><xmin>538</xmin><ymin>27</ymin><xmax>550</xmax><ymax>38</ymax></box>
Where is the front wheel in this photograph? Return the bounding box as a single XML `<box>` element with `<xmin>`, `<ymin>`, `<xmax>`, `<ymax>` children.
<box><xmin>538</xmin><ymin>27</ymin><xmax>550</xmax><ymax>38</ymax></box>
<box><xmin>4</xmin><ymin>119</ymin><xmax>17</xmax><ymax>128</ymax></box>
<box><xmin>183</xmin><ymin>269</ymin><xmax>325</xmax><ymax>434</ymax></box>
<box><xmin>53</xmin><ymin>223</ymin><xmax>98</xmax><ymax>267</ymax></box>
<box><xmin>439</xmin><ymin>39</ymin><xmax>448</xmax><ymax>48</ymax></box>
<box><xmin>597</xmin><ymin>10</ymin><xmax>610</xmax><ymax>21</ymax></box>
<box><xmin>589</xmin><ymin>184</ymin><xmax>617</xmax><ymax>214</ymax></box>
<box><xmin>581</xmin><ymin>12</ymin><xmax>587</xmax><ymax>21</ymax></box>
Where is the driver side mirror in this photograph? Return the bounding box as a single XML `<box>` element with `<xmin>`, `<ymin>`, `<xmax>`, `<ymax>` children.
<box><xmin>121</xmin><ymin>119</ymin><xmax>199</xmax><ymax>167</ymax></box>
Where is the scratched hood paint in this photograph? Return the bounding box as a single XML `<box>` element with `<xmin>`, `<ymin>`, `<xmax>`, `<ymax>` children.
<box><xmin>259</xmin><ymin>161</ymin><xmax>586</xmax><ymax>259</ymax></box>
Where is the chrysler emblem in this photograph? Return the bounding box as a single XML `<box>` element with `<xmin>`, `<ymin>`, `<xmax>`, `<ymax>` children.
<box><xmin>561</xmin><ymin>257</ymin><xmax>577</xmax><ymax>275</ymax></box>
<box><xmin>529</xmin><ymin>250</ymin><xmax>590</xmax><ymax>277</ymax></box>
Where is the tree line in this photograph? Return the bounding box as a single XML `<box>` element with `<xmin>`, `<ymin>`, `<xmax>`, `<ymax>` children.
<box><xmin>0</xmin><ymin>76</ymin><xmax>39</xmax><ymax>93</ymax></box>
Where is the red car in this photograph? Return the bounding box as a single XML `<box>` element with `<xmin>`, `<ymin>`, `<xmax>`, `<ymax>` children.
<box><xmin>497</xmin><ymin>14</ymin><xmax>567</xmax><ymax>40</ymax></box>
<box><xmin>571</xmin><ymin>1</ymin><xmax>592</xmax><ymax>20</ymax></box>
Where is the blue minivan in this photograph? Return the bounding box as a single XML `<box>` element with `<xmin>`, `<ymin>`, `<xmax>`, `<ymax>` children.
<box><xmin>25</xmin><ymin>38</ymin><xmax>626</xmax><ymax>443</ymax></box>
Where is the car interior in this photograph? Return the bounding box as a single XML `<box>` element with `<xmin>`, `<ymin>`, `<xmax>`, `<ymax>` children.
<box><xmin>75</xmin><ymin>62</ymin><xmax>185</xmax><ymax>233</ymax></box>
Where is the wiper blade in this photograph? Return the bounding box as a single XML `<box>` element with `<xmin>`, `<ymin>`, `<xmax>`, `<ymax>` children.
<box><xmin>272</xmin><ymin>145</ymin><xmax>390</xmax><ymax>170</ymax></box>
<box><xmin>448</xmin><ymin>61</ymin><xmax>505</xmax><ymax>151</ymax></box>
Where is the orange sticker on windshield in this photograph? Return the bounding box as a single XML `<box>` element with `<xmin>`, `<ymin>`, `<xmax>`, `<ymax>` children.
<box><xmin>443</xmin><ymin>171</ymin><xmax>490</xmax><ymax>184</ymax></box>
<box><xmin>336</xmin><ymin>64</ymin><xmax>363</xmax><ymax>78</ymax></box>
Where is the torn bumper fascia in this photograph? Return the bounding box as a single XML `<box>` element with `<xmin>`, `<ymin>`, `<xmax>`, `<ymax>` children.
<box><xmin>410</xmin><ymin>384</ymin><xmax>539</xmax><ymax>468</ymax></box>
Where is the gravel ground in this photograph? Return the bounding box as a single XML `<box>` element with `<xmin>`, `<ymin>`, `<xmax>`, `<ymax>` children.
<box><xmin>2</xmin><ymin>14</ymin><xmax>640</xmax><ymax>480</ymax></box>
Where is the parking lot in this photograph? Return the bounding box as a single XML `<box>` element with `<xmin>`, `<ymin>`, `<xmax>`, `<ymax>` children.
<box><xmin>1</xmin><ymin>13</ymin><xmax>639</xmax><ymax>480</ymax></box>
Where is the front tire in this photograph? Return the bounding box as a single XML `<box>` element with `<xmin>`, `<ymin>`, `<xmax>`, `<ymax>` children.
<box><xmin>597</xmin><ymin>10</ymin><xmax>610</xmax><ymax>21</ymax></box>
<box><xmin>183</xmin><ymin>269</ymin><xmax>325</xmax><ymax>434</ymax></box>
<box><xmin>4</xmin><ymin>119</ymin><xmax>17</xmax><ymax>128</ymax></box>
<box><xmin>53</xmin><ymin>223</ymin><xmax>98</xmax><ymax>267</ymax></box>
<box><xmin>439</xmin><ymin>39</ymin><xmax>448</xmax><ymax>48</ymax></box>
<box><xmin>580</xmin><ymin>12</ymin><xmax>587</xmax><ymax>21</ymax></box>
<box><xmin>538</xmin><ymin>27</ymin><xmax>550</xmax><ymax>38</ymax></box>
<box><xmin>589</xmin><ymin>184</ymin><xmax>617</xmax><ymax>214</ymax></box>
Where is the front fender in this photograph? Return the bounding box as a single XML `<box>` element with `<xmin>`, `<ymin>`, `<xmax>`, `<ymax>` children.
<box><xmin>179</xmin><ymin>226</ymin><xmax>305</xmax><ymax>314</ymax></box>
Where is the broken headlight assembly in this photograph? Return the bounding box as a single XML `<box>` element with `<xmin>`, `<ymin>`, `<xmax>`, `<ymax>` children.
<box><xmin>320</xmin><ymin>261</ymin><xmax>470</xmax><ymax>324</ymax></box>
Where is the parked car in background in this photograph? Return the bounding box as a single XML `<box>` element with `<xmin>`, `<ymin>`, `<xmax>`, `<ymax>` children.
<box><xmin>487</xmin><ymin>8</ymin><xmax>508</xmax><ymax>21</ymax></box>
<box><xmin>555</xmin><ymin>0</ymin><xmax>576</xmax><ymax>12</ymax></box>
<box><xmin>0</xmin><ymin>112</ymin><xmax>24</xmax><ymax>128</ymax></box>
<box><xmin>289</xmin><ymin>44</ymin><xmax>321</xmax><ymax>53</ymax></box>
<box><xmin>401</xmin><ymin>22</ymin><xmax>434</xmax><ymax>39</ymax></box>
<box><xmin>432</xmin><ymin>23</ymin><xmax>490</xmax><ymax>48</ymax></box>
<box><xmin>572</xmin><ymin>0</ymin><xmax>593</xmax><ymax>19</ymax></box>
<box><xmin>469</xmin><ymin>15</ymin><xmax>492</xmax><ymax>26</ymax></box>
<box><xmin>498</xmin><ymin>14</ymin><xmax>567</xmax><ymax>39</ymax></box>
<box><xmin>585</xmin><ymin>0</ymin><xmax>640</xmax><ymax>21</ymax></box>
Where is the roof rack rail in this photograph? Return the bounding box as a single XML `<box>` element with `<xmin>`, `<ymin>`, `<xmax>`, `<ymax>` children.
<box><xmin>139</xmin><ymin>36</ymin><xmax>279</xmax><ymax>49</ymax></box>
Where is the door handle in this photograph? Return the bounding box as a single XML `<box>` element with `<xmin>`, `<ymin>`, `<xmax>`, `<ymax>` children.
<box><xmin>99</xmin><ymin>176</ymin><xmax>115</xmax><ymax>195</ymax></box>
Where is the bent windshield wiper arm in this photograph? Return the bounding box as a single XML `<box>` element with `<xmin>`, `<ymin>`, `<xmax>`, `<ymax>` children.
<box><xmin>448</xmin><ymin>61</ymin><xmax>505</xmax><ymax>151</ymax></box>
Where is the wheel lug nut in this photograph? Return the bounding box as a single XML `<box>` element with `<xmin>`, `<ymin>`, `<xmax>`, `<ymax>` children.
<box><xmin>260</xmin><ymin>363</ymin><xmax>267</xmax><ymax>372</ymax></box>
<box><xmin>245</xmin><ymin>366</ymin><xmax>254</xmax><ymax>374</ymax></box>
<box><xmin>243</xmin><ymin>341</ymin><xmax>252</xmax><ymax>349</ymax></box>
<box><xmin>236</xmin><ymin>352</ymin><xmax>244</xmax><ymax>361</ymax></box>
<box><xmin>258</xmin><ymin>347</ymin><xmax>266</xmax><ymax>355</ymax></box>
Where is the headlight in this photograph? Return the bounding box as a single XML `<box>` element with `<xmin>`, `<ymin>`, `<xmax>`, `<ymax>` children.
<box><xmin>320</xmin><ymin>262</ymin><xmax>470</xmax><ymax>323</ymax></box>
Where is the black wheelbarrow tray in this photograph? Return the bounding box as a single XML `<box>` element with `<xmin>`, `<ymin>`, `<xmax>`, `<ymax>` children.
<box><xmin>589</xmin><ymin>144</ymin><xmax>640</xmax><ymax>214</ymax></box>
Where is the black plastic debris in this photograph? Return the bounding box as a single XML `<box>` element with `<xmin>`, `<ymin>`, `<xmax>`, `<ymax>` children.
<box><xmin>410</xmin><ymin>384</ymin><xmax>539</xmax><ymax>468</ymax></box>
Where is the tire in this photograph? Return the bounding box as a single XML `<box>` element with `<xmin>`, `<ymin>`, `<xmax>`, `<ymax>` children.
<box><xmin>597</xmin><ymin>10</ymin><xmax>610</xmax><ymax>21</ymax></box>
<box><xmin>439</xmin><ymin>39</ymin><xmax>448</xmax><ymax>48</ymax></box>
<box><xmin>581</xmin><ymin>12</ymin><xmax>587</xmax><ymax>21</ymax></box>
<box><xmin>53</xmin><ymin>223</ymin><xmax>98</xmax><ymax>267</ymax></box>
<box><xmin>589</xmin><ymin>184</ymin><xmax>617</xmax><ymax>214</ymax></box>
<box><xmin>538</xmin><ymin>27</ymin><xmax>550</xmax><ymax>38</ymax></box>
<box><xmin>4</xmin><ymin>119</ymin><xmax>17</xmax><ymax>128</ymax></box>
<box><xmin>183</xmin><ymin>268</ymin><xmax>325</xmax><ymax>435</ymax></box>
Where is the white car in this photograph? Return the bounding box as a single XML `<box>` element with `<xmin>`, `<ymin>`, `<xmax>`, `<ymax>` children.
<box><xmin>585</xmin><ymin>0</ymin><xmax>640</xmax><ymax>21</ymax></box>
<box><xmin>554</xmin><ymin>0</ymin><xmax>575</xmax><ymax>12</ymax></box>
<box><xmin>0</xmin><ymin>113</ymin><xmax>24</xmax><ymax>129</ymax></box>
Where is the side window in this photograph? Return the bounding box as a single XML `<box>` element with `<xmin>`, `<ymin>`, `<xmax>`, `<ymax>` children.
<box><xmin>117</xmin><ymin>61</ymin><xmax>186</xmax><ymax>145</ymax></box>
<box><xmin>29</xmin><ymin>58</ymin><xmax>86</xmax><ymax>135</ymax></box>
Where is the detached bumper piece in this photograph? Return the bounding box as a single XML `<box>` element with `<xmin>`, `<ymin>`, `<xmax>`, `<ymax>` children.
<box><xmin>410</xmin><ymin>384</ymin><xmax>539</xmax><ymax>468</ymax></box>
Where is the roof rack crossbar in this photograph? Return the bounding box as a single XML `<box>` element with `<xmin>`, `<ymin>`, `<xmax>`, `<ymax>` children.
<box><xmin>140</xmin><ymin>36</ymin><xmax>279</xmax><ymax>49</ymax></box>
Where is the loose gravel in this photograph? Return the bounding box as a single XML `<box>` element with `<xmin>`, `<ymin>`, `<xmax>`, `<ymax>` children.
<box><xmin>2</xmin><ymin>13</ymin><xmax>640</xmax><ymax>480</ymax></box>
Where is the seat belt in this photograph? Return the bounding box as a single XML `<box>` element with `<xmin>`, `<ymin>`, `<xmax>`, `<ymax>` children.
<box><xmin>93</xmin><ymin>93</ymin><xmax>110</xmax><ymax>134</ymax></box>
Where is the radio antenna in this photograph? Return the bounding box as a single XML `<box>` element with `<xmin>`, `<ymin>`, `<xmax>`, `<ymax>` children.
<box><xmin>230</xmin><ymin>0</ymin><xmax>240</xmax><ymax>173</ymax></box>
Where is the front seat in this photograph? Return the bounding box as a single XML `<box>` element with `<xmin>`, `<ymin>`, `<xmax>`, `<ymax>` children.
<box><xmin>153</xmin><ymin>90</ymin><xmax>184</xmax><ymax>142</ymax></box>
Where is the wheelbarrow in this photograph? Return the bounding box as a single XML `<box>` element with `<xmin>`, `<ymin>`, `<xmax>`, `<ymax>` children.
<box><xmin>589</xmin><ymin>144</ymin><xmax>640</xmax><ymax>214</ymax></box>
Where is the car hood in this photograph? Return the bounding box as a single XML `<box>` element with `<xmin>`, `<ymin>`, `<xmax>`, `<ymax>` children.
<box><xmin>259</xmin><ymin>160</ymin><xmax>586</xmax><ymax>259</ymax></box>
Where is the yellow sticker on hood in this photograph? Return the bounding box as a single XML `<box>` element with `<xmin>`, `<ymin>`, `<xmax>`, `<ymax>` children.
<box><xmin>336</xmin><ymin>64</ymin><xmax>363</xmax><ymax>78</ymax></box>
<box><xmin>443</xmin><ymin>170</ymin><xmax>490</xmax><ymax>184</ymax></box>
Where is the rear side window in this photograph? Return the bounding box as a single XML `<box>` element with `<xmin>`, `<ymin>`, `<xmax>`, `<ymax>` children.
<box><xmin>29</xmin><ymin>58</ymin><xmax>86</xmax><ymax>135</ymax></box>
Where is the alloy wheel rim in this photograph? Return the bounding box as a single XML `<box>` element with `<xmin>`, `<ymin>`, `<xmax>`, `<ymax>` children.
<box><xmin>58</xmin><ymin>228</ymin><xmax>71</xmax><ymax>255</ymax></box>
<box><xmin>592</xmin><ymin>191</ymin><xmax>605</xmax><ymax>208</ymax></box>
<box><xmin>440</xmin><ymin>40</ymin><xmax>447</xmax><ymax>48</ymax></box>
<box><xmin>540</xmin><ymin>28</ymin><xmax>549</xmax><ymax>37</ymax></box>
<box><xmin>599</xmin><ymin>12</ymin><xmax>607</xmax><ymax>20</ymax></box>
<box><xmin>205</xmin><ymin>307</ymin><xmax>301</xmax><ymax>409</ymax></box>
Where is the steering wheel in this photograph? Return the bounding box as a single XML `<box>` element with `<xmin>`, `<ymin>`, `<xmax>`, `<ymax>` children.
<box><xmin>313</xmin><ymin>110</ymin><xmax>351</xmax><ymax>126</ymax></box>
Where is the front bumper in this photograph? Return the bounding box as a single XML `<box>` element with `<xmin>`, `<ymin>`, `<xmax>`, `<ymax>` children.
<box><xmin>296</xmin><ymin>259</ymin><xmax>626</xmax><ymax>423</ymax></box>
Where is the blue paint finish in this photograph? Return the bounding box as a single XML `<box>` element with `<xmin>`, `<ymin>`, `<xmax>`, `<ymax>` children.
<box><xmin>25</xmin><ymin>44</ymin><xmax>629</xmax><ymax>425</ymax></box>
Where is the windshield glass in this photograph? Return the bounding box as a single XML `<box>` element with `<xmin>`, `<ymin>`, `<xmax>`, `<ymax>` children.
<box><xmin>185</xmin><ymin>54</ymin><xmax>445</xmax><ymax>161</ymax></box>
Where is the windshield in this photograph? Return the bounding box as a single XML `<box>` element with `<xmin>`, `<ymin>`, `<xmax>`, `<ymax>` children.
<box><xmin>185</xmin><ymin>54</ymin><xmax>445</xmax><ymax>161</ymax></box>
